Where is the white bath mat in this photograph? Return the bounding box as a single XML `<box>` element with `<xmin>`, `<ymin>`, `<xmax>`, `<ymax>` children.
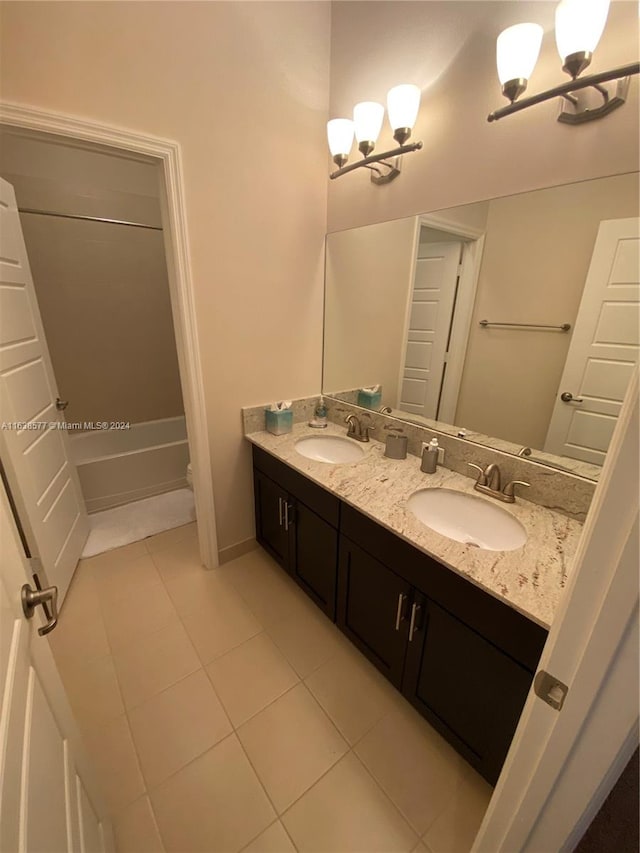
<box><xmin>82</xmin><ymin>488</ymin><xmax>196</xmax><ymax>558</ymax></box>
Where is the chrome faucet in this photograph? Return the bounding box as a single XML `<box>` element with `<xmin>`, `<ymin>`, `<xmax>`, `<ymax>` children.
<box><xmin>345</xmin><ymin>414</ymin><xmax>374</xmax><ymax>443</ymax></box>
<box><xmin>468</xmin><ymin>462</ymin><xmax>530</xmax><ymax>504</ymax></box>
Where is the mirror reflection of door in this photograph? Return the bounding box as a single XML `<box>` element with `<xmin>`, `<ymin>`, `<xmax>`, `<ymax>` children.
<box><xmin>399</xmin><ymin>241</ymin><xmax>461</xmax><ymax>419</ymax></box>
<box><xmin>545</xmin><ymin>218</ymin><xmax>640</xmax><ymax>464</ymax></box>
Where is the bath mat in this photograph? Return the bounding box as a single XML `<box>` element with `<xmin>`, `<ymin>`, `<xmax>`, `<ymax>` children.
<box><xmin>82</xmin><ymin>488</ymin><xmax>196</xmax><ymax>557</ymax></box>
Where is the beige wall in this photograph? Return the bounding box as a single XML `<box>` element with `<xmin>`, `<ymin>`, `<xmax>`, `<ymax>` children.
<box><xmin>455</xmin><ymin>173</ymin><xmax>640</xmax><ymax>448</ymax></box>
<box><xmin>0</xmin><ymin>1</ymin><xmax>330</xmax><ymax>551</ymax></box>
<box><xmin>327</xmin><ymin>1</ymin><xmax>640</xmax><ymax>232</ymax></box>
<box><xmin>324</xmin><ymin>217</ymin><xmax>416</xmax><ymax>404</ymax></box>
<box><xmin>1</xmin><ymin>130</ymin><xmax>184</xmax><ymax>426</ymax></box>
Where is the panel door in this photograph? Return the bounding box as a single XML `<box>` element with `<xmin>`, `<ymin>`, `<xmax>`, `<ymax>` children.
<box><xmin>337</xmin><ymin>536</ymin><xmax>412</xmax><ymax>688</ymax></box>
<box><xmin>399</xmin><ymin>241</ymin><xmax>461</xmax><ymax>419</ymax></box>
<box><xmin>290</xmin><ymin>500</ymin><xmax>338</xmax><ymax>619</ymax></box>
<box><xmin>253</xmin><ymin>468</ymin><xmax>290</xmax><ymax>570</ymax></box>
<box><xmin>0</xmin><ymin>476</ymin><xmax>112</xmax><ymax>852</ymax></box>
<box><xmin>545</xmin><ymin>218</ymin><xmax>640</xmax><ymax>464</ymax></box>
<box><xmin>0</xmin><ymin>177</ymin><xmax>88</xmax><ymax>604</ymax></box>
<box><xmin>402</xmin><ymin>597</ymin><xmax>534</xmax><ymax>785</ymax></box>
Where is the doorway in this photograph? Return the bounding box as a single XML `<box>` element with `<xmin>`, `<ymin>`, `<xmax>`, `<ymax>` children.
<box><xmin>0</xmin><ymin>103</ymin><xmax>218</xmax><ymax>607</ymax></box>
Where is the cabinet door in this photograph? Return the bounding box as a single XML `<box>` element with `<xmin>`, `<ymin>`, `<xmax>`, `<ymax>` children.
<box><xmin>290</xmin><ymin>501</ymin><xmax>338</xmax><ymax>620</ymax></box>
<box><xmin>403</xmin><ymin>597</ymin><xmax>534</xmax><ymax>784</ymax></box>
<box><xmin>337</xmin><ymin>537</ymin><xmax>412</xmax><ymax>688</ymax></box>
<box><xmin>253</xmin><ymin>469</ymin><xmax>290</xmax><ymax>570</ymax></box>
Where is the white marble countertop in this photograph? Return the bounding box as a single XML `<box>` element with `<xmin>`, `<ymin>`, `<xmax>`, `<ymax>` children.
<box><xmin>246</xmin><ymin>422</ymin><xmax>585</xmax><ymax>629</ymax></box>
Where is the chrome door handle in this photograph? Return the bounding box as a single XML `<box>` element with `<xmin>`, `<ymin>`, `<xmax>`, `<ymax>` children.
<box><xmin>408</xmin><ymin>602</ymin><xmax>421</xmax><ymax>642</ymax></box>
<box><xmin>278</xmin><ymin>497</ymin><xmax>283</xmax><ymax>527</ymax></box>
<box><xmin>21</xmin><ymin>582</ymin><xmax>58</xmax><ymax>636</ymax></box>
<box><xmin>560</xmin><ymin>391</ymin><xmax>583</xmax><ymax>403</ymax></box>
<box><xmin>394</xmin><ymin>593</ymin><xmax>406</xmax><ymax>631</ymax></box>
<box><xmin>55</xmin><ymin>397</ymin><xmax>69</xmax><ymax>411</ymax></box>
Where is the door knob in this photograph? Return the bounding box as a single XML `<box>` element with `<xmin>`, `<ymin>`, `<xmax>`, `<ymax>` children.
<box><xmin>21</xmin><ymin>582</ymin><xmax>58</xmax><ymax>636</ymax></box>
<box><xmin>560</xmin><ymin>391</ymin><xmax>583</xmax><ymax>403</ymax></box>
<box><xmin>55</xmin><ymin>397</ymin><xmax>69</xmax><ymax>411</ymax></box>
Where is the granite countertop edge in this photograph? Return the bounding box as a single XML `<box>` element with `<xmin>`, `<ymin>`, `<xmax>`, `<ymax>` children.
<box><xmin>245</xmin><ymin>423</ymin><xmax>584</xmax><ymax>630</ymax></box>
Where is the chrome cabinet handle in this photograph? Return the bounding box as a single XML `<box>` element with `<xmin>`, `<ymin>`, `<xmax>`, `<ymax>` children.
<box><xmin>284</xmin><ymin>503</ymin><xmax>294</xmax><ymax>531</ymax></box>
<box><xmin>408</xmin><ymin>602</ymin><xmax>421</xmax><ymax>642</ymax></box>
<box><xmin>278</xmin><ymin>497</ymin><xmax>283</xmax><ymax>526</ymax></box>
<box><xmin>560</xmin><ymin>391</ymin><xmax>583</xmax><ymax>403</ymax></box>
<box><xmin>21</xmin><ymin>582</ymin><xmax>58</xmax><ymax>636</ymax></box>
<box><xmin>395</xmin><ymin>593</ymin><xmax>406</xmax><ymax>631</ymax></box>
<box><xmin>55</xmin><ymin>397</ymin><xmax>69</xmax><ymax>411</ymax></box>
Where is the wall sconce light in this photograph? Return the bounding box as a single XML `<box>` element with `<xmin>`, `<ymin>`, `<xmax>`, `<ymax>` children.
<box><xmin>488</xmin><ymin>0</ymin><xmax>639</xmax><ymax>124</ymax></box>
<box><xmin>327</xmin><ymin>84</ymin><xmax>423</xmax><ymax>183</ymax></box>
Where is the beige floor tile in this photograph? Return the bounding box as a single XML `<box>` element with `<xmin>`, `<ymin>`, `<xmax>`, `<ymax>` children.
<box><xmin>101</xmin><ymin>579</ymin><xmax>176</xmax><ymax>652</ymax></box>
<box><xmin>242</xmin><ymin>821</ymin><xmax>296</xmax><ymax>853</ymax></box>
<box><xmin>113</xmin><ymin>796</ymin><xmax>165</xmax><ymax>853</ymax></box>
<box><xmin>150</xmin><ymin>533</ymin><xmax>203</xmax><ymax>581</ymax></box>
<box><xmin>182</xmin><ymin>585</ymin><xmax>263</xmax><ymax>663</ymax></box>
<box><xmin>238</xmin><ymin>682</ymin><xmax>348</xmax><ymax>813</ymax></box>
<box><xmin>266</xmin><ymin>601</ymin><xmax>346</xmax><ymax>678</ymax></box>
<box><xmin>93</xmin><ymin>554</ymin><xmax>162</xmax><ymax>607</ymax></box>
<box><xmin>355</xmin><ymin>705</ymin><xmax>463</xmax><ymax>835</ymax></box>
<box><xmin>150</xmin><ymin>734</ymin><xmax>276</xmax><ymax>853</ymax></box>
<box><xmin>223</xmin><ymin>549</ymin><xmax>311</xmax><ymax>627</ymax></box>
<box><xmin>129</xmin><ymin>669</ymin><xmax>232</xmax><ymax>787</ymax></box>
<box><xmin>206</xmin><ymin>633</ymin><xmax>299</xmax><ymax>726</ymax></box>
<box><xmin>282</xmin><ymin>752</ymin><xmax>418</xmax><ymax>853</ymax></box>
<box><xmin>62</xmin><ymin>562</ymin><xmax>101</xmax><ymax>622</ymax></box>
<box><xmin>145</xmin><ymin>522</ymin><xmax>197</xmax><ymax>555</ymax></box>
<box><xmin>83</xmin><ymin>540</ymin><xmax>148</xmax><ymax>572</ymax></box>
<box><xmin>113</xmin><ymin>619</ymin><xmax>201</xmax><ymax>709</ymax></box>
<box><xmin>83</xmin><ymin>714</ymin><xmax>145</xmax><ymax>815</ymax></box>
<box><xmin>423</xmin><ymin>763</ymin><xmax>492</xmax><ymax>853</ymax></box>
<box><xmin>162</xmin><ymin>560</ymin><xmax>247</xmax><ymax>618</ymax></box>
<box><xmin>59</xmin><ymin>653</ymin><xmax>125</xmax><ymax>733</ymax></box>
<box><xmin>48</xmin><ymin>603</ymin><xmax>111</xmax><ymax>666</ymax></box>
<box><xmin>305</xmin><ymin>646</ymin><xmax>402</xmax><ymax>745</ymax></box>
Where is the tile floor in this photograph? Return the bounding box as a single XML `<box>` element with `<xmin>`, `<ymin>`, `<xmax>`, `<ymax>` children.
<box><xmin>49</xmin><ymin>523</ymin><xmax>492</xmax><ymax>853</ymax></box>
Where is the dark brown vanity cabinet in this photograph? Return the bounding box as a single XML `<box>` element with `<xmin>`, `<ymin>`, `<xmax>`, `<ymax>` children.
<box><xmin>252</xmin><ymin>446</ymin><xmax>548</xmax><ymax>785</ymax></box>
<box><xmin>253</xmin><ymin>447</ymin><xmax>339</xmax><ymax>619</ymax></box>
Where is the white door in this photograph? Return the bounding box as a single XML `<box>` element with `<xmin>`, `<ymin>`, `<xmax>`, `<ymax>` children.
<box><xmin>0</xmin><ymin>177</ymin><xmax>88</xmax><ymax>605</ymax></box>
<box><xmin>0</xmin><ymin>479</ymin><xmax>113</xmax><ymax>852</ymax></box>
<box><xmin>398</xmin><ymin>241</ymin><xmax>461</xmax><ymax>418</ymax></box>
<box><xmin>473</xmin><ymin>371</ymin><xmax>638</xmax><ymax>853</ymax></box>
<box><xmin>545</xmin><ymin>218</ymin><xmax>640</xmax><ymax>464</ymax></box>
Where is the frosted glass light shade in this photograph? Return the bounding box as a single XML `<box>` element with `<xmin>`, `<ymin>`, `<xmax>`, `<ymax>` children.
<box><xmin>387</xmin><ymin>84</ymin><xmax>421</xmax><ymax>133</ymax></box>
<box><xmin>353</xmin><ymin>102</ymin><xmax>385</xmax><ymax>144</ymax></box>
<box><xmin>327</xmin><ymin>118</ymin><xmax>354</xmax><ymax>159</ymax></box>
<box><xmin>555</xmin><ymin>0</ymin><xmax>610</xmax><ymax>61</ymax></box>
<box><xmin>496</xmin><ymin>23</ymin><xmax>544</xmax><ymax>85</ymax></box>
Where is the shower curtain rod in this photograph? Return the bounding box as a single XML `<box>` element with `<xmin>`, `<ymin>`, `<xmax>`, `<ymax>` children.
<box><xmin>18</xmin><ymin>207</ymin><xmax>163</xmax><ymax>231</ymax></box>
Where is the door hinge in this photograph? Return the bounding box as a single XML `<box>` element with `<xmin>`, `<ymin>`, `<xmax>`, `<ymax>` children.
<box><xmin>534</xmin><ymin>670</ymin><xmax>569</xmax><ymax>711</ymax></box>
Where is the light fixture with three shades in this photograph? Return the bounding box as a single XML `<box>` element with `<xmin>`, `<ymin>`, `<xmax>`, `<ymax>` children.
<box><xmin>327</xmin><ymin>84</ymin><xmax>422</xmax><ymax>183</ymax></box>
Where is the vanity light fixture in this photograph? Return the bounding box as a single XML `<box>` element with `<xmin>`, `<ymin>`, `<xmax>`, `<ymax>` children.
<box><xmin>488</xmin><ymin>0</ymin><xmax>640</xmax><ymax>124</ymax></box>
<box><xmin>327</xmin><ymin>84</ymin><xmax>423</xmax><ymax>183</ymax></box>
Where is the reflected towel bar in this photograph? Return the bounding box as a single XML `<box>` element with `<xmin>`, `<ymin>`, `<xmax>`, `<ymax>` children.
<box><xmin>479</xmin><ymin>320</ymin><xmax>571</xmax><ymax>332</ymax></box>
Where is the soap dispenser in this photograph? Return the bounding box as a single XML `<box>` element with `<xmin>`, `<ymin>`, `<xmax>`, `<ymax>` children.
<box><xmin>309</xmin><ymin>396</ymin><xmax>328</xmax><ymax>429</ymax></box>
<box><xmin>421</xmin><ymin>437</ymin><xmax>439</xmax><ymax>474</ymax></box>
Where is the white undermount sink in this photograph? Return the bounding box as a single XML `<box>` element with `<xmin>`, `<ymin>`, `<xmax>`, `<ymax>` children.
<box><xmin>295</xmin><ymin>435</ymin><xmax>365</xmax><ymax>464</ymax></box>
<box><xmin>407</xmin><ymin>488</ymin><xmax>527</xmax><ymax>551</ymax></box>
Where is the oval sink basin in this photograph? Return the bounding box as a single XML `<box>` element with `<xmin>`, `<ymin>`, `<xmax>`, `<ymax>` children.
<box><xmin>295</xmin><ymin>435</ymin><xmax>365</xmax><ymax>464</ymax></box>
<box><xmin>407</xmin><ymin>488</ymin><xmax>527</xmax><ymax>551</ymax></box>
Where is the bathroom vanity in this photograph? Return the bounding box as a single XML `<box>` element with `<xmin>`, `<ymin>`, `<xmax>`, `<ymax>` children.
<box><xmin>248</xmin><ymin>425</ymin><xmax>582</xmax><ymax>784</ymax></box>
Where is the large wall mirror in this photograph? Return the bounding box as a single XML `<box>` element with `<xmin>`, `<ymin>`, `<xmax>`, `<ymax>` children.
<box><xmin>323</xmin><ymin>172</ymin><xmax>639</xmax><ymax>481</ymax></box>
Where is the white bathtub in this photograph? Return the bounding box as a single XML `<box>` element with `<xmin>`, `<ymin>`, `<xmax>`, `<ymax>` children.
<box><xmin>70</xmin><ymin>416</ymin><xmax>189</xmax><ymax>513</ymax></box>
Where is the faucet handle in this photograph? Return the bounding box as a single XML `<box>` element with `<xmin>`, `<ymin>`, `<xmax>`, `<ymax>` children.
<box><xmin>503</xmin><ymin>480</ymin><xmax>530</xmax><ymax>499</ymax></box>
<box><xmin>467</xmin><ymin>462</ymin><xmax>487</xmax><ymax>485</ymax></box>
